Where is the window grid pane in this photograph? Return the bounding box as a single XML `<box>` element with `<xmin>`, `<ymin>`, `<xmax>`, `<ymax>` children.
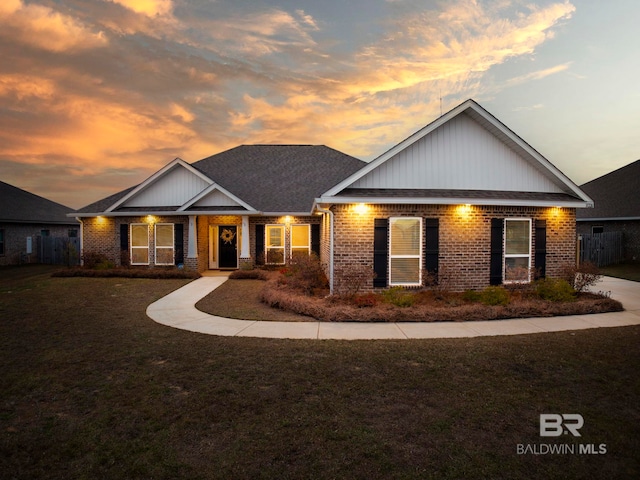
<box><xmin>291</xmin><ymin>225</ymin><xmax>309</xmax><ymax>248</ymax></box>
<box><xmin>131</xmin><ymin>225</ymin><xmax>148</xmax><ymax>247</ymax></box>
<box><xmin>155</xmin><ymin>224</ymin><xmax>173</xmax><ymax>248</ymax></box>
<box><xmin>265</xmin><ymin>225</ymin><xmax>285</xmax><ymax>264</ymax></box>
<box><xmin>390</xmin><ymin>218</ymin><xmax>420</xmax><ymax>255</ymax></box>
<box><xmin>390</xmin><ymin>258</ymin><xmax>421</xmax><ymax>284</ymax></box>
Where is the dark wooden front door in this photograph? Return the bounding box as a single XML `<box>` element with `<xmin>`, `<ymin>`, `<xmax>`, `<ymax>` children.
<box><xmin>218</xmin><ymin>225</ymin><xmax>238</xmax><ymax>269</ymax></box>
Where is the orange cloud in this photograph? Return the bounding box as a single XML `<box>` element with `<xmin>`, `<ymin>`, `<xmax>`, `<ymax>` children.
<box><xmin>0</xmin><ymin>0</ymin><xmax>107</xmax><ymax>52</ymax></box>
<box><xmin>107</xmin><ymin>0</ymin><xmax>173</xmax><ymax>17</ymax></box>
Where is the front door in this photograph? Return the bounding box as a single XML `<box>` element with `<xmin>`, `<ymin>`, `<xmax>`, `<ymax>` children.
<box><xmin>218</xmin><ymin>225</ymin><xmax>238</xmax><ymax>269</ymax></box>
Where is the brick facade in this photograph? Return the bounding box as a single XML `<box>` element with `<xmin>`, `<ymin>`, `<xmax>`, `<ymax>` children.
<box><xmin>0</xmin><ymin>223</ymin><xmax>78</xmax><ymax>266</ymax></box>
<box><xmin>81</xmin><ymin>215</ymin><xmax>189</xmax><ymax>267</ymax></box>
<box><xmin>330</xmin><ymin>204</ymin><xmax>577</xmax><ymax>292</ymax></box>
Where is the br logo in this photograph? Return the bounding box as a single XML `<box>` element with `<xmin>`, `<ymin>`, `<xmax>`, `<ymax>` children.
<box><xmin>540</xmin><ymin>414</ymin><xmax>584</xmax><ymax>437</ymax></box>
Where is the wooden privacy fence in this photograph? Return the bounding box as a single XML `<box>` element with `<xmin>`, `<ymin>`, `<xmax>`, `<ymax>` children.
<box><xmin>578</xmin><ymin>232</ymin><xmax>623</xmax><ymax>267</ymax></box>
<box><xmin>37</xmin><ymin>236</ymin><xmax>81</xmax><ymax>266</ymax></box>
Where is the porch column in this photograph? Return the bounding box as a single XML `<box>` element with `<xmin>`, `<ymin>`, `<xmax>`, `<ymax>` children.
<box><xmin>240</xmin><ymin>215</ymin><xmax>250</xmax><ymax>259</ymax></box>
<box><xmin>188</xmin><ymin>215</ymin><xmax>198</xmax><ymax>258</ymax></box>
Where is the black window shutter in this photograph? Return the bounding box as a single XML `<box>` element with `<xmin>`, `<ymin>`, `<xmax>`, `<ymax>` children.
<box><xmin>425</xmin><ymin>218</ymin><xmax>439</xmax><ymax>277</ymax></box>
<box><xmin>255</xmin><ymin>224</ymin><xmax>265</xmax><ymax>265</ymax></box>
<box><xmin>534</xmin><ymin>219</ymin><xmax>547</xmax><ymax>279</ymax></box>
<box><xmin>120</xmin><ymin>223</ymin><xmax>128</xmax><ymax>251</ymax></box>
<box><xmin>489</xmin><ymin>218</ymin><xmax>504</xmax><ymax>285</ymax></box>
<box><xmin>310</xmin><ymin>224</ymin><xmax>320</xmax><ymax>256</ymax></box>
<box><xmin>174</xmin><ymin>223</ymin><xmax>184</xmax><ymax>265</ymax></box>
<box><xmin>373</xmin><ymin>218</ymin><xmax>388</xmax><ymax>288</ymax></box>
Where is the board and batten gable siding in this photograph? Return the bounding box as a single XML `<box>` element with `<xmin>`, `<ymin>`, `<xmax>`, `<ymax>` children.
<box><xmin>193</xmin><ymin>189</ymin><xmax>242</xmax><ymax>208</ymax></box>
<box><xmin>349</xmin><ymin>113</ymin><xmax>565</xmax><ymax>193</ymax></box>
<box><xmin>124</xmin><ymin>166</ymin><xmax>210</xmax><ymax>207</ymax></box>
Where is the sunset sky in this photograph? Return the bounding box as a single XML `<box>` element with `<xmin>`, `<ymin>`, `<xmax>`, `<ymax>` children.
<box><xmin>1</xmin><ymin>0</ymin><xmax>638</xmax><ymax>209</ymax></box>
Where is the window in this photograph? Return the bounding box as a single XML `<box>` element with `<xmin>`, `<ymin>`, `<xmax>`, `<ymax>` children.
<box><xmin>41</xmin><ymin>229</ymin><xmax>50</xmax><ymax>237</ymax></box>
<box><xmin>155</xmin><ymin>224</ymin><xmax>174</xmax><ymax>265</ymax></box>
<box><xmin>130</xmin><ymin>224</ymin><xmax>149</xmax><ymax>265</ymax></box>
<box><xmin>504</xmin><ymin>219</ymin><xmax>531</xmax><ymax>283</ymax></box>
<box><xmin>68</xmin><ymin>229</ymin><xmax>78</xmax><ymax>238</ymax></box>
<box><xmin>389</xmin><ymin>217</ymin><xmax>422</xmax><ymax>286</ymax></box>
<box><xmin>0</xmin><ymin>229</ymin><xmax>4</xmax><ymax>255</ymax></box>
<box><xmin>265</xmin><ymin>225</ymin><xmax>285</xmax><ymax>264</ymax></box>
<box><xmin>592</xmin><ymin>226</ymin><xmax>604</xmax><ymax>234</ymax></box>
<box><xmin>291</xmin><ymin>224</ymin><xmax>310</xmax><ymax>258</ymax></box>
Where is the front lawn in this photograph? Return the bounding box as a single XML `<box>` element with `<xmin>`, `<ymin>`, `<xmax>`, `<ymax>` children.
<box><xmin>600</xmin><ymin>262</ymin><xmax>640</xmax><ymax>282</ymax></box>
<box><xmin>1</xmin><ymin>265</ymin><xmax>638</xmax><ymax>479</ymax></box>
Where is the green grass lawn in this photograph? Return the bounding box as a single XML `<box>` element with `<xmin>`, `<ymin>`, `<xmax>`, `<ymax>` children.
<box><xmin>1</xmin><ymin>265</ymin><xmax>639</xmax><ymax>479</ymax></box>
<box><xmin>600</xmin><ymin>262</ymin><xmax>640</xmax><ymax>282</ymax></box>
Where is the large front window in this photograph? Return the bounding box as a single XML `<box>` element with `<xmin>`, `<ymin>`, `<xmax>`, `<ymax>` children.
<box><xmin>504</xmin><ymin>219</ymin><xmax>531</xmax><ymax>282</ymax></box>
<box><xmin>389</xmin><ymin>217</ymin><xmax>422</xmax><ymax>286</ymax></box>
<box><xmin>266</xmin><ymin>225</ymin><xmax>285</xmax><ymax>264</ymax></box>
<box><xmin>155</xmin><ymin>224</ymin><xmax>174</xmax><ymax>265</ymax></box>
<box><xmin>130</xmin><ymin>224</ymin><xmax>149</xmax><ymax>265</ymax></box>
<box><xmin>291</xmin><ymin>224</ymin><xmax>310</xmax><ymax>258</ymax></box>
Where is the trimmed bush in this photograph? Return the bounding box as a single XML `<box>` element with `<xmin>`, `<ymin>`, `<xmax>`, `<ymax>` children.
<box><xmin>52</xmin><ymin>267</ymin><xmax>200</xmax><ymax>279</ymax></box>
<box><xmin>381</xmin><ymin>287</ymin><xmax>415</xmax><ymax>308</ymax></box>
<box><xmin>535</xmin><ymin>278</ymin><xmax>576</xmax><ymax>302</ymax></box>
<box><xmin>479</xmin><ymin>286</ymin><xmax>511</xmax><ymax>306</ymax></box>
<box><xmin>229</xmin><ymin>269</ymin><xmax>268</xmax><ymax>280</ymax></box>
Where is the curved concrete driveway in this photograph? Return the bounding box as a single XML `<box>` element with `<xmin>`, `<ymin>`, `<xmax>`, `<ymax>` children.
<box><xmin>146</xmin><ymin>275</ymin><xmax>640</xmax><ymax>340</ymax></box>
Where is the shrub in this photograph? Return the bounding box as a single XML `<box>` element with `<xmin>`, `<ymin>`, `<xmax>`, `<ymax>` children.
<box><xmin>284</xmin><ymin>254</ymin><xmax>328</xmax><ymax>294</ymax></box>
<box><xmin>229</xmin><ymin>269</ymin><xmax>268</xmax><ymax>280</ymax></box>
<box><xmin>82</xmin><ymin>252</ymin><xmax>115</xmax><ymax>270</ymax></box>
<box><xmin>352</xmin><ymin>292</ymin><xmax>380</xmax><ymax>308</ymax></box>
<box><xmin>479</xmin><ymin>286</ymin><xmax>511</xmax><ymax>306</ymax></box>
<box><xmin>559</xmin><ymin>261</ymin><xmax>602</xmax><ymax>293</ymax></box>
<box><xmin>462</xmin><ymin>290</ymin><xmax>481</xmax><ymax>302</ymax></box>
<box><xmin>381</xmin><ymin>287</ymin><xmax>415</xmax><ymax>308</ymax></box>
<box><xmin>534</xmin><ymin>278</ymin><xmax>576</xmax><ymax>302</ymax></box>
<box><xmin>334</xmin><ymin>264</ymin><xmax>376</xmax><ymax>297</ymax></box>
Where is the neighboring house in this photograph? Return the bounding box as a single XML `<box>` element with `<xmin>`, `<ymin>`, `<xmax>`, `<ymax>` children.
<box><xmin>73</xmin><ymin>99</ymin><xmax>594</xmax><ymax>292</ymax></box>
<box><xmin>0</xmin><ymin>180</ymin><xmax>79</xmax><ymax>266</ymax></box>
<box><xmin>576</xmin><ymin>159</ymin><xmax>640</xmax><ymax>263</ymax></box>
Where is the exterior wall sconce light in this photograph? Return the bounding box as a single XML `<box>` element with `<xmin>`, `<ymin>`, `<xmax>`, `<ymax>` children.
<box><xmin>353</xmin><ymin>203</ymin><xmax>369</xmax><ymax>214</ymax></box>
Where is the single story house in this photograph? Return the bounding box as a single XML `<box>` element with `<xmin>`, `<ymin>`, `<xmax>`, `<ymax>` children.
<box><xmin>576</xmin><ymin>159</ymin><xmax>640</xmax><ymax>263</ymax></box>
<box><xmin>1</xmin><ymin>180</ymin><xmax>80</xmax><ymax>266</ymax></box>
<box><xmin>73</xmin><ymin>99</ymin><xmax>594</xmax><ymax>292</ymax></box>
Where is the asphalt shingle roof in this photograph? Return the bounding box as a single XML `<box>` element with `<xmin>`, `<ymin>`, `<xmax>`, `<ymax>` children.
<box><xmin>191</xmin><ymin>145</ymin><xmax>366</xmax><ymax>212</ymax></box>
<box><xmin>576</xmin><ymin>160</ymin><xmax>640</xmax><ymax>219</ymax></box>
<box><xmin>0</xmin><ymin>180</ymin><xmax>77</xmax><ymax>224</ymax></box>
<box><xmin>79</xmin><ymin>145</ymin><xmax>366</xmax><ymax>214</ymax></box>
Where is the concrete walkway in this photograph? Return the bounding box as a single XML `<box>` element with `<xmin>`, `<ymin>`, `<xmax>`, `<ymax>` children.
<box><xmin>146</xmin><ymin>275</ymin><xmax>640</xmax><ymax>340</ymax></box>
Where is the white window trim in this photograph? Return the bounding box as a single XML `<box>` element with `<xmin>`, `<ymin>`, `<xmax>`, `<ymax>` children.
<box><xmin>130</xmin><ymin>223</ymin><xmax>150</xmax><ymax>265</ymax></box>
<box><xmin>154</xmin><ymin>223</ymin><xmax>174</xmax><ymax>266</ymax></box>
<box><xmin>290</xmin><ymin>224</ymin><xmax>311</xmax><ymax>257</ymax></box>
<box><xmin>503</xmin><ymin>218</ymin><xmax>532</xmax><ymax>284</ymax></box>
<box><xmin>389</xmin><ymin>217</ymin><xmax>423</xmax><ymax>287</ymax></box>
<box><xmin>265</xmin><ymin>224</ymin><xmax>286</xmax><ymax>265</ymax></box>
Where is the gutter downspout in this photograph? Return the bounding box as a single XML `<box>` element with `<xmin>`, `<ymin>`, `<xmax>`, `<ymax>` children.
<box><xmin>315</xmin><ymin>205</ymin><xmax>334</xmax><ymax>295</ymax></box>
<box><xmin>75</xmin><ymin>217</ymin><xmax>84</xmax><ymax>266</ymax></box>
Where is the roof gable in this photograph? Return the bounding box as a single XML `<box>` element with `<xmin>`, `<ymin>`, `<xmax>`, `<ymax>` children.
<box><xmin>322</xmin><ymin>99</ymin><xmax>592</xmax><ymax>207</ymax></box>
<box><xmin>107</xmin><ymin>158</ymin><xmax>213</xmax><ymax>211</ymax></box>
<box><xmin>179</xmin><ymin>183</ymin><xmax>256</xmax><ymax>212</ymax></box>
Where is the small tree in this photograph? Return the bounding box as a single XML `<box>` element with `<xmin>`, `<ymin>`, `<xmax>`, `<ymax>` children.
<box><xmin>334</xmin><ymin>264</ymin><xmax>376</xmax><ymax>298</ymax></box>
<box><xmin>559</xmin><ymin>261</ymin><xmax>602</xmax><ymax>293</ymax></box>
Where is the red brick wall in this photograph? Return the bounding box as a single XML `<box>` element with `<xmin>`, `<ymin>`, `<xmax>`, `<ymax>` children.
<box><xmin>331</xmin><ymin>204</ymin><xmax>576</xmax><ymax>291</ymax></box>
